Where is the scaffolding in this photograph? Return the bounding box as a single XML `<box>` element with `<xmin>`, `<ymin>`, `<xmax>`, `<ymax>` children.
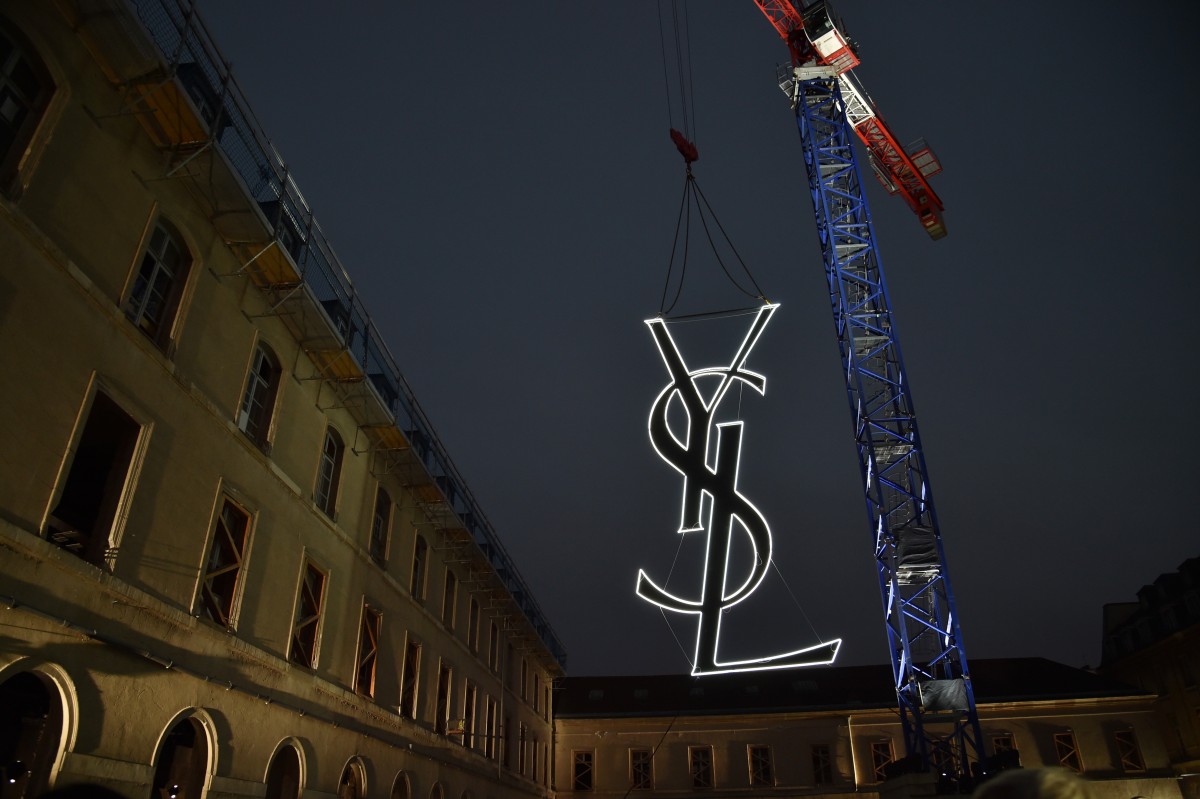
<box><xmin>65</xmin><ymin>0</ymin><xmax>567</xmax><ymax>672</ymax></box>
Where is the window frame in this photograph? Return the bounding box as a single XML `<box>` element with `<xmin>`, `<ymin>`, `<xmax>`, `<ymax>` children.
<box><xmin>411</xmin><ymin>535</ymin><xmax>428</xmax><ymax>599</ymax></box>
<box><xmin>462</xmin><ymin>681</ymin><xmax>477</xmax><ymax>750</ymax></box>
<box><xmin>369</xmin><ymin>486</ymin><xmax>392</xmax><ymax>565</ymax></box>
<box><xmin>441</xmin><ymin>568</ymin><xmax>457</xmax><ymax>629</ymax></box>
<box><xmin>355</xmin><ymin>601</ymin><xmax>382</xmax><ymax>698</ymax></box>
<box><xmin>0</xmin><ymin>19</ymin><xmax>55</xmax><ymax>196</ymax></box>
<box><xmin>1052</xmin><ymin>731</ymin><xmax>1082</xmax><ymax>773</ymax></box>
<box><xmin>42</xmin><ymin>385</ymin><xmax>147</xmax><ymax>569</ymax></box>
<box><xmin>748</xmin><ymin>744</ymin><xmax>774</xmax><ymax>787</ymax></box>
<box><xmin>124</xmin><ymin>217</ymin><xmax>193</xmax><ymax>352</ymax></box>
<box><xmin>869</xmin><ymin>740</ymin><xmax>894</xmax><ymax>782</ymax></box>
<box><xmin>689</xmin><ymin>745</ymin><xmax>714</xmax><ymax>789</ymax></box>
<box><xmin>811</xmin><ymin>743</ymin><xmax>833</xmax><ymax>786</ymax></box>
<box><xmin>400</xmin><ymin>636</ymin><xmax>422</xmax><ymax>721</ymax></box>
<box><xmin>314</xmin><ymin>426</ymin><xmax>344</xmax><ymax>519</ymax></box>
<box><xmin>198</xmin><ymin>493</ymin><xmax>253</xmax><ymax>630</ymax></box>
<box><xmin>288</xmin><ymin>557</ymin><xmax>328</xmax><ymax>668</ymax></box>
<box><xmin>572</xmin><ymin>750</ymin><xmax>594</xmax><ymax>792</ymax></box>
<box><xmin>237</xmin><ymin>341</ymin><xmax>280</xmax><ymax>450</ymax></box>
<box><xmin>1113</xmin><ymin>728</ymin><xmax>1145</xmax><ymax>773</ymax></box>
<box><xmin>630</xmin><ymin>748</ymin><xmax>653</xmax><ymax>791</ymax></box>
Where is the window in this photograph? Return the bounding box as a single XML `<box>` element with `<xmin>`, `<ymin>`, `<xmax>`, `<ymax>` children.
<box><xmin>370</xmin><ymin>487</ymin><xmax>392</xmax><ymax>565</ymax></box>
<box><xmin>289</xmin><ymin>559</ymin><xmax>326</xmax><ymax>668</ymax></box>
<box><xmin>520</xmin><ymin>659</ymin><xmax>529</xmax><ymax>701</ymax></box>
<box><xmin>199</xmin><ymin>496</ymin><xmax>251</xmax><ymax>629</ymax></box>
<box><xmin>503</xmin><ymin>715</ymin><xmax>513</xmax><ymax>769</ymax></box>
<box><xmin>748</xmin><ymin>745</ymin><xmax>773</xmax><ymax>786</ymax></box>
<box><xmin>314</xmin><ymin>426</ymin><xmax>344</xmax><ymax>518</ymax></box>
<box><xmin>355</xmin><ymin>603</ymin><xmax>382</xmax><ymax>698</ymax></box>
<box><xmin>44</xmin><ymin>390</ymin><xmax>142</xmax><ymax>567</ymax></box>
<box><xmin>468</xmin><ymin>598</ymin><xmax>480</xmax><ymax>651</ymax></box>
<box><xmin>811</xmin><ymin>744</ymin><xmax>833</xmax><ymax>786</ymax></box>
<box><xmin>1113</xmin><ymin>729</ymin><xmax>1145</xmax><ymax>772</ymax></box>
<box><xmin>630</xmin><ymin>749</ymin><xmax>653</xmax><ymax>790</ymax></box>
<box><xmin>870</xmin><ymin>741</ymin><xmax>894</xmax><ymax>782</ymax></box>
<box><xmin>572</xmin><ymin>751</ymin><xmax>594</xmax><ymax>791</ymax></box>
<box><xmin>0</xmin><ymin>22</ymin><xmax>53</xmax><ymax>193</ymax></box>
<box><xmin>544</xmin><ymin>685</ymin><xmax>551</xmax><ymax>721</ymax></box>
<box><xmin>930</xmin><ymin>737</ymin><xmax>956</xmax><ymax>777</ymax></box>
<box><xmin>533</xmin><ymin>672</ymin><xmax>540</xmax><ymax>712</ymax></box>
<box><xmin>238</xmin><ymin>343</ymin><xmax>279</xmax><ymax>448</ymax></box>
<box><xmin>488</xmin><ymin>621</ymin><xmax>500</xmax><ymax>671</ymax></box>
<box><xmin>1053</xmin><ymin>731</ymin><xmax>1082</xmax><ymax>773</ymax></box>
<box><xmin>518</xmin><ymin>723</ymin><xmax>528</xmax><ymax>776</ymax></box>
<box><xmin>991</xmin><ymin>734</ymin><xmax>1019</xmax><ymax>767</ymax></box>
<box><xmin>400</xmin><ymin>638</ymin><xmax>421</xmax><ymax>720</ymax></box>
<box><xmin>435</xmin><ymin>661</ymin><xmax>453</xmax><ymax>734</ymax></box>
<box><xmin>125</xmin><ymin>219</ymin><xmax>191</xmax><ymax>350</ymax></box>
<box><xmin>462</xmin><ymin>681</ymin><xmax>477</xmax><ymax>749</ymax></box>
<box><xmin>531</xmin><ymin>735</ymin><xmax>539</xmax><ymax>783</ymax></box>
<box><xmin>689</xmin><ymin>746</ymin><xmax>714</xmax><ymax>788</ymax></box>
<box><xmin>484</xmin><ymin>696</ymin><xmax>498</xmax><ymax>760</ymax></box>
<box><xmin>411</xmin><ymin>535</ymin><xmax>428</xmax><ymax>599</ymax></box>
<box><xmin>442</xmin><ymin>569</ymin><xmax>457</xmax><ymax>629</ymax></box>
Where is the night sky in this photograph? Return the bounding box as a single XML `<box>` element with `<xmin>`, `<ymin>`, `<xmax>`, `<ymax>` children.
<box><xmin>198</xmin><ymin>2</ymin><xmax>1198</xmax><ymax>676</ymax></box>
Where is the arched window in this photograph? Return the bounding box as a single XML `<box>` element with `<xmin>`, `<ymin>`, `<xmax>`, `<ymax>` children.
<box><xmin>238</xmin><ymin>342</ymin><xmax>280</xmax><ymax>448</ymax></box>
<box><xmin>150</xmin><ymin>716</ymin><xmax>210</xmax><ymax>799</ymax></box>
<box><xmin>0</xmin><ymin>18</ymin><xmax>54</xmax><ymax>195</ymax></box>
<box><xmin>430</xmin><ymin>783</ymin><xmax>444</xmax><ymax>799</ymax></box>
<box><xmin>0</xmin><ymin>671</ymin><xmax>63</xmax><ymax>796</ymax></box>
<box><xmin>369</xmin><ymin>486</ymin><xmax>391</xmax><ymax>564</ymax></box>
<box><xmin>124</xmin><ymin>217</ymin><xmax>192</xmax><ymax>351</ymax></box>
<box><xmin>410</xmin><ymin>534</ymin><xmax>428</xmax><ymax>598</ymax></box>
<box><xmin>265</xmin><ymin>744</ymin><xmax>301</xmax><ymax>799</ymax></box>
<box><xmin>314</xmin><ymin>426</ymin><xmax>343</xmax><ymax>518</ymax></box>
<box><xmin>337</xmin><ymin>760</ymin><xmax>366</xmax><ymax>799</ymax></box>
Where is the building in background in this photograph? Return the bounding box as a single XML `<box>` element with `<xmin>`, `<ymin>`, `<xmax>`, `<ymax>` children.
<box><xmin>555</xmin><ymin>659</ymin><xmax>1180</xmax><ymax>799</ymax></box>
<box><xmin>1101</xmin><ymin>556</ymin><xmax>1200</xmax><ymax>799</ymax></box>
<box><xmin>0</xmin><ymin>1</ymin><xmax>563</xmax><ymax>797</ymax></box>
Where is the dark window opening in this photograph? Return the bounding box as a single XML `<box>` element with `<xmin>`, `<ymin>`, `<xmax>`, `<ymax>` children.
<box><xmin>811</xmin><ymin>744</ymin><xmax>833</xmax><ymax>785</ymax></box>
<box><xmin>749</xmin><ymin>745</ymin><xmax>773</xmax><ymax>786</ymax></box>
<box><xmin>0</xmin><ymin>23</ymin><xmax>53</xmax><ymax>193</ymax></box>
<box><xmin>45</xmin><ymin>391</ymin><xmax>140</xmax><ymax>566</ymax></box>
<box><xmin>1053</xmin><ymin>732</ymin><xmax>1082</xmax><ymax>773</ymax></box>
<box><xmin>573</xmin><ymin>751</ymin><xmax>594</xmax><ymax>791</ymax></box>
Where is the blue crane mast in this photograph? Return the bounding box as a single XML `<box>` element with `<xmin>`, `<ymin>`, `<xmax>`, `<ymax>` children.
<box><xmin>753</xmin><ymin>0</ymin><xmax>986</xmax><ymax>783</ymax></box>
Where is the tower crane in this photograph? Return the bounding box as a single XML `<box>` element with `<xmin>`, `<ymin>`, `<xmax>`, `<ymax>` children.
<box><xmin>751</xmin><ymin>0</ymin><xmax>986</xmax><ymax>783</ymax></box>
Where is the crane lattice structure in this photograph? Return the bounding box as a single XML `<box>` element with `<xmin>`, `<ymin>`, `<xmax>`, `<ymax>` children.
<box><xmin>754</xmin><ymin>0</ymin><xmax>985</xmax><ymax>784</ymax></box>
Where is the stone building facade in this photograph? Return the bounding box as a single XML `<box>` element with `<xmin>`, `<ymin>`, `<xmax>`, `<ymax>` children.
<box><xmin>0</xmin><ymin>1</ymin><xmax>563</xmax><ymax>796</ymax></box>
<box><xmin>554</xmin><ymin>659</ymin><xmax>1181</xmax><ymax>799</ymax></box>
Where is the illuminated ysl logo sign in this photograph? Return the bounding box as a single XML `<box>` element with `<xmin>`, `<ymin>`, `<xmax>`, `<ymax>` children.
<box><xmin>637</xmin><ymin>304</ymin><xmax>841</xmax><ymax>675</ymax></box>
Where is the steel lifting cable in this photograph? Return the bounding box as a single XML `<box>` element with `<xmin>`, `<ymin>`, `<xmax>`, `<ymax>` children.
<box><xmin>658</xmin><ymin>171</ymin><xmax>768</xmax><ymax>316</ymax></box>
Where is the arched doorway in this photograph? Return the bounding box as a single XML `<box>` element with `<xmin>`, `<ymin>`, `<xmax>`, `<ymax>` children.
<box><xmin>336</xmin><ymin>760</ymin><xmax>365</xmax><ymax>799</ymax></box>
<box><xmin>150</xmin><ymin>717</ymin><xmax>208</xmax><ymax>799</ymax></box>
<box><xmin>0</xmin><ymin>671</ymin><xmax>63</xmax><ymax>798</ymax></box>
<box><xmin>390</xmin><ymin>771</ymin><xmax>411</xmax><ymax>799</ymax></box>
<box><xmin>265</xmin><ymin>745</ymin><xmax>301</xmax><ymax>799</ymax></box>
